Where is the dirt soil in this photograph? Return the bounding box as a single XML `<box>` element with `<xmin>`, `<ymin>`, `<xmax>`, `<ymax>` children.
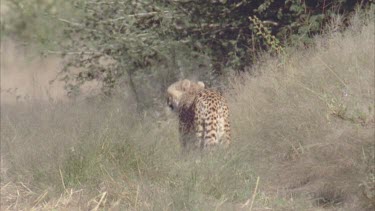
<box><xmin>1</xmin><ymin>41</ymin><xmax>99</xmax><ymax>104</ymax></box>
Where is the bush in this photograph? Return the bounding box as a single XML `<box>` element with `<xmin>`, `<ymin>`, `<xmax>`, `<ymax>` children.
<box><xmin>1</xmin><ymin>0</ymin><xmax>76</xmax><ymax>50</ymax></box>
<box><xmin>3</xmin><ymin>0</ymin><xmax>369</xmax><ymax>105</ymax></box>
<box><xmin>58</xmin><ymin>0</ymin><xmax>370</xmax><ymax>101</ymax></box>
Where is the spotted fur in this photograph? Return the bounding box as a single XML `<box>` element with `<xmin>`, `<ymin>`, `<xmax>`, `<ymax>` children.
<box><xmin>167</xmin><ymin>79</ymin><xmax>231</xmax><ymax>149</ymax></box>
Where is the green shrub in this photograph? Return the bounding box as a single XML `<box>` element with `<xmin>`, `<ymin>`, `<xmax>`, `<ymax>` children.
<box><xmin>3</xmin><ymin>0</ymin><xmax>369</xmax><ymax>102</ymax></box>
<box><xmin>55</xmin><ymin>0</ymin><xmax>370</xmax><ymax>108</ymax></box>
<box><xmin>1</xmin><ymin>0</ymin><xmax>76</xmax><ymax>50</ymax></box>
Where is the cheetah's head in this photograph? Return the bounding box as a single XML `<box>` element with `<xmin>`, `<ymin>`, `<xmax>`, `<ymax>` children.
<box><xmin>166</xmin><ymin>79</ymin><xmax>205</xmax><ymax>111</ymax></box>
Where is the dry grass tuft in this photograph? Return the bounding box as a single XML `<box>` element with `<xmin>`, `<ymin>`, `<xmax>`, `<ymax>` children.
<box><xmin>1</xmin><ymin>7</ymin><xmax>374</xmax><ymax>211</ymax></box>
<box><xmin>228</xmin><ymin>7</ymin><xmax>375</xmax><ymax>210</ymax></box>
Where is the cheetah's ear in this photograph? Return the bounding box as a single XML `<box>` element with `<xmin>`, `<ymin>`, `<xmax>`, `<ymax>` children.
<box><xmin>197</xmin><ymin>81</ymin><xmax>205</xmax><ymax>88</ymax></box>
<box><xmin>181</xmin><ymin>79</ymin><xmax>191</xmax><ymax>91</ymax></box>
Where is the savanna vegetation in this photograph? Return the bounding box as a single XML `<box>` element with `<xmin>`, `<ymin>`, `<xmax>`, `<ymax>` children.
<box><xmin>1</xmin><ymin>0</ymin><xmax>374</xmax><ymax>210</ymax></box>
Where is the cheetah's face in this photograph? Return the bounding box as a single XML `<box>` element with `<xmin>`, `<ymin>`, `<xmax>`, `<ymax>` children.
<box><xmin>167</xmin><ymin>94</ymin><xmax>179</xmax><ymax>111</ymax></box>
<box><xmin>166</xmin><ymin>79</ymin><xmax>205</xmax><ymax>111</ymax></box>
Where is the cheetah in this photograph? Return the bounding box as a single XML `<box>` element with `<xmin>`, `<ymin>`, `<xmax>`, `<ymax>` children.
<box><xmin>166</xmin><ymin>79</ymin><xmax>231</xmax><ymax>149</ymax></box>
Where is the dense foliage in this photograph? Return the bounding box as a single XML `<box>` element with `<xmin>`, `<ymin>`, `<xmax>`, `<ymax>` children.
<box><xmin>59</xmin><ymin>0</ymin><xmax>369</xmax><ymax>97</ymax></box>
<box><xmin>169</xmin><ymin>0</ymin><xmax>366</xmax><ymax>71</ymax></box>
<box><xmin>3</xmin><ymin>0</ymin><xmax>371</xmax><ymax>102</ymax></box>
<box><xmin>2</xmin><ymin>0</ymin><xmax>75</xmax><ymax>49</ymax></box>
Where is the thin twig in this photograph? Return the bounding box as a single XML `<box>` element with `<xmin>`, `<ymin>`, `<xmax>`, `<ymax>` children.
<box><xmin>134</xmin><ymin>185</ymin><xmax>140</xmax><ymax>210</ymax></box>
<box><xmin>317</xmin><ymin>56</ymin><xmax>347</xmax><ymax>88</ymax></box>
<box><xmin>59</xmin><ymin>168</ymin><xmax>66</xmax><ymax>192</ymax></box>
<box><xmin>44</xmin><ymin>50</ymin><xmax>96</xmax><ymax>55</ymax></box>
<box><xmin>241</xmin><ymin>176</ymin><xmax>260</xmax><ymax>210</ymax></box>
<box><xmin>215</xmin><ymin>197</ymin><xmax>228</xmax><ymax>211</ymax></box>
<box><xmin>92</xmin><ymin>192</ymin><xmax>107</xmax><ymax>211</ymax></box>
<box><xmin>19</xmin><ymin>182</ymin><xmax>34</xmax><ymax>194</ymax></box>
<box><xmin>33</xmin><ymin>190</ymin><xmax>48</xmax><ymax>206</ymax></box>
<box><xmin>296</xmin><ymin>81</ymin><xmax>326</xmax><ymax>102</ymax></box>
<box><xmin>58</xmin><ymin>18</ymin><xmax>82</xmax><ymax>26</ymax></box>
<box><xmin>249</xmin><ymin>176</ymin><xmax>260</xmax><ymax>211</ymax></box>
<box><xmin>99</xmin><ymin>10</ymin><xmax>170</xmax><ymax>23</ymax></box>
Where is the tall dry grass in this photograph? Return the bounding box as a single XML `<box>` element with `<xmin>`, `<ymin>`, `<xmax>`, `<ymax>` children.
<box><xmin>228</xmin><ymin>8</ymin><xmax>375</xmax><ymax>210</ymax></box>
<box><xmin>1</xmin><ymin>8</ymin><xmax>374</xmax><ymax>211</ymax></box>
